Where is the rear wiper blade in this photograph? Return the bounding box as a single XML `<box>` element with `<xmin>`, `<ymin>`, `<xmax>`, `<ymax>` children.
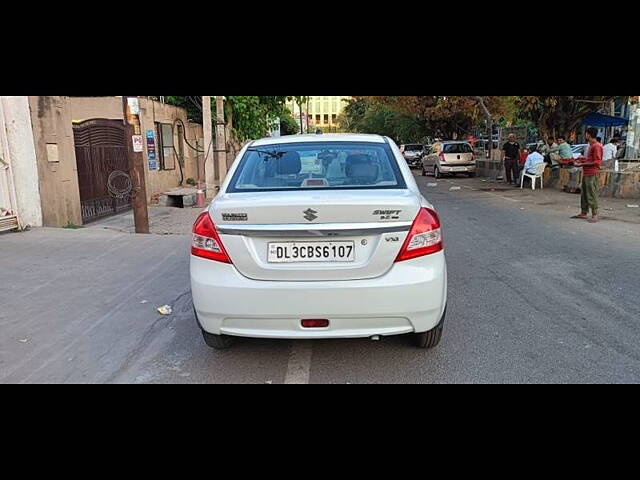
<box><xmin>247</xmin><ymin>148</ymin><xmax>287</xmax><ymax>160</ymax></box>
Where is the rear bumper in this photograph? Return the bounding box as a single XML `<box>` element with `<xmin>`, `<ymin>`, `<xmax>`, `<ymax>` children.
<box><xmin>190</xmin><ymin>252</ymin><xmax>447</xmax><ymax>339</ymax></box>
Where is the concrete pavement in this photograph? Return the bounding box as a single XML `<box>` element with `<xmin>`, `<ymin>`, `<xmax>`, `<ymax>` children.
<box><xmin>1</xmin><ymin>171</ymin><xmax>639</xmax><ymax>383</ymax></box>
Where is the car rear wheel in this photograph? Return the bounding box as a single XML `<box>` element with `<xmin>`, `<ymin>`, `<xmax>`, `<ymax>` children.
<box><xmin>202</xmin><ymin>330</ymin><xmax>234</xmax><ymax>349</ymax></box>
<box><xmin>468</xmin><ymin>172</ymin><xmax>476</xmax><ymax>178</ymax></box>
<box><xmin>414</xmin><ymin>307</ymin><xmax>446</xmax><ymax>349</ymax></box>
<box><xmin>434</xmin><ymin>167</ymin><xmax>441</xmax><ymax>179</ymax></box>
<box><xmin>421</xmin><ymin>165</ymin><xmax>427</xmax><ymax>176</ymax></box>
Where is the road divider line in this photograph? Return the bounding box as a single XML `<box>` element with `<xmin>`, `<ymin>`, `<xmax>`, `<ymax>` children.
<box><xmin>284</xmin><ymin>340</ymin><xmax>313</xmax><ymax>384</ymax></box>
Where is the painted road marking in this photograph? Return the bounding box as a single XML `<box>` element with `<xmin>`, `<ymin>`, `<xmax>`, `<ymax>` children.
<box><xmin>284</xmin><ymin>340</ymin><xmax>313</xmax><ymax>384</ymax></box>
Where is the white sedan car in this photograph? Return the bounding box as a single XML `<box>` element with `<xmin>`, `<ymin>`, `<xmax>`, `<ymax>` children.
<box><xmin>190</xmin><ymin>134</ymin><xmax>447</xmax><ymax>349</ymax></box>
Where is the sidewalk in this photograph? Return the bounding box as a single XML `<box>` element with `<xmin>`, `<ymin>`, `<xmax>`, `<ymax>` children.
<box><xmin>92</xmin><ymin>176</ymin><xmax>640</xmax><ymax>234</ymax></box>
<box><xmin>86</xmin><ymin>203</ymin><xmax>208</xmax><ymax>235</ymax></box>
<box><xmin>432</xmin><ymin>175</ymin><xmax>640</xmax><ymax>225</ymax></box>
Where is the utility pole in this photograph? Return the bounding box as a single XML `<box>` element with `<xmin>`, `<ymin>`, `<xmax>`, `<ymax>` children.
<box><xmin>122</xmin><ymin>96</ymin><xmax>149</xmax><ymax>233</ymax></box>
<box><xmin>215</xmin><ymin>96</ymin><xmax>227</xmax><ymax>186</ymax></box>
<box><xmin>299</xmin><ymin>101</ymin><xmax>304</xmax><ymax>134</ymax></box>
<box><xmin>203</xmin><ymin>96</ymin><xmax>215</xmax><ymax>198</ymax></box>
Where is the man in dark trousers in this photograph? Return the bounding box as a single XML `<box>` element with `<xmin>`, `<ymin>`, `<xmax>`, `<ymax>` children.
<box><xmin>501</xmin><ymin>134</ymin><xmax>521</xmax><ymax>185</ymax></box>
<box><xmin>572</xmin><ymin>127</ymin><xmax>603</xmax><ymax>223</ymax></box>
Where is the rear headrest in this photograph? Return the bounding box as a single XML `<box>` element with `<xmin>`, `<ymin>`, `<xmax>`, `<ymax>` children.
<box><xmin>345</xmin><ymin>154</ymin><xmax>371</xmax><ymax>172</ymax></box>
<box><xmin>345</xmin><ymin>154</ymin><xmax>379</xmax><ymax>182</ymax></box>
<box><xmin>276</xmin><ymin>151</ymin><xmax>301</xmax><ymax>175</ymax></box>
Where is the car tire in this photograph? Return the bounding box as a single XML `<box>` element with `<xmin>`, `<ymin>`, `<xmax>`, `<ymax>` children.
<box><xmin>434</xmin><ymin>167</ymin><xmax>441</xmax><ymax>179</ymax></box>
<box><xmin>421</xmin><ymin>165</ymin><xmax>427</xmax><ymax>176</ymax></box>
<box><xmin>202</xmin><ymin>330</ymin><xmax>234</xmax><ymax>349</ymax></box>
<box><xmin>414</xmin><ymin>307</ymin><xmax>446</xmax><ymax>349</ymax></box>
<box><xmin>468</xmin><ymin>172</ymin><xmax>476</xmax><ymax>178</ymax></box>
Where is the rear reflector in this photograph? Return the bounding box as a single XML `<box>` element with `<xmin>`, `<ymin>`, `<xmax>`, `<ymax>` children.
<box><xmin>301</xmin><ymin>319</ymin><xmax>330</xmax><ymax>328</ymax></box>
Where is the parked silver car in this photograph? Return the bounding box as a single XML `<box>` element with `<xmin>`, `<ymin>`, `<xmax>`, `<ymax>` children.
<box><xmin>421</xmin><ymin>141</ymin><xmax>476</xmax><ymax>178</ymax></box>
<box><xmin>571</xmin><ymin>144</ymin><xmax>589</xmax><ymax>159</ymax></box>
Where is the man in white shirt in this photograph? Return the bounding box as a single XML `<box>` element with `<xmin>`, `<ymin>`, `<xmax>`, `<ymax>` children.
<box><xmin>523</xmin><ymin>149</ymin><xmax>545</xmax><ymax>174</ymax></box>
<box><xmin>520</xmin><ymin>148</ymin><xmax>545</xmax><ymax>186</ymax></box>
<box><xmin>603</xmin><ymin>138</ymin><xmax>618</xmax><ymax>161</ymax></box>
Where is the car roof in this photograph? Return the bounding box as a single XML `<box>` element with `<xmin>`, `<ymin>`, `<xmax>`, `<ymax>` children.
<box><xmin>251</xmin><ymin>133</ymin><xmax>386</xmax><ymax>147</ymax></box>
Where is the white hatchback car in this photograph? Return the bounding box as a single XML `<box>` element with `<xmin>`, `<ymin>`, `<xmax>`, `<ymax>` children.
<box><xmin>190</xmin><ymin>134</ymin><xmax>447</xmax><ymax>349</ymax></box>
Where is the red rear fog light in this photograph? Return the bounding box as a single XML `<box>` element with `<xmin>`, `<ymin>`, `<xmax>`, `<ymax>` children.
<box><xmin>301</xmin><ymin>319</ymin><xmax>330</xmax><ymax>328</ymax></box>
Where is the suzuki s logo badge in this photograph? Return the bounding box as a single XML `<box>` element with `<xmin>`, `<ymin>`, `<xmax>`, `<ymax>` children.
<box><xmin>303</xmin><ymin>208</ymin><xmax>318</xmax><ymax>221</ymax></box>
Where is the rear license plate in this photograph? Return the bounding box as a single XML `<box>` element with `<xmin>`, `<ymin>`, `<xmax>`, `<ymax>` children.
<box><xmin>451</xmin><ymin>166</ymin><xmax>467</xmax><ymax>171</ymax></box>
<box><xmin>267</xmin><ymin>241</ymin><xmax>355</xmax><ymax>263</ymax></box>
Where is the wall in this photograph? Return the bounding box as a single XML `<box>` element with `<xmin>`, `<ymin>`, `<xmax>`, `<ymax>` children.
<box><xmin>0</xmin><ymin>97</ymin><xmax>43</xmax><ymax>228</ymax></box>
<box><xmin>476</xmin><ymin>158</ymin><xmax>640</xmax><ymax>199</ymax></box>
<box><xmin>551</xmin><ymin>168</ymin><xmax>640</xmax><ymax>199</ymax></box>
<box><xmin>69</xmin><ymin>97</ymin><xmax>203</xmax><ymax>204</ymax></box>
<box><xmin>28</xmin><ymin>96</ymin><xmax>81</xmax><ymax>227</ymax></box>
<box><xmin>185</xmin><ymin>121</ymin><xmax>205</xmax><ymax>183</ymax></box>
<box><xmin>15</xmin><ymin>96</ymin><xmax>202</xmax><ymax>228</ymax></box>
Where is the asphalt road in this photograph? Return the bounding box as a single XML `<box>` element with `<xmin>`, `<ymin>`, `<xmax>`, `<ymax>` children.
<box><xmin>2</xmin><ymin>173</ymin><xmax>639</xmax><ymax>383</ymax></box>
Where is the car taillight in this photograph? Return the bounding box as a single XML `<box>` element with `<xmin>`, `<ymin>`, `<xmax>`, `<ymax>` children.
<box><xmin>191</xmin><ymin>211</ymin><xmax>232</xmax><ymax>263</ymax></box>
<box><xmin>438</xmin><ymin>152</ymin><xmax>445</xmax><ymax>161</ymax></box>
<box><xmin>395</xmin><ymin>208</ymin><xmax>443</xmax><ymax>262</ymax></box>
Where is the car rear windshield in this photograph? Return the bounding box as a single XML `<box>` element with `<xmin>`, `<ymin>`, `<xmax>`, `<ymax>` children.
<box><xmin>226</xmin><ymin>142</ymin><xmax>406</xmax><ymax>192</ymax></box>
<box><xmin>443</xmin><ymin>143</ymin><xmax>472</xmax><ymax>154</ymax></box>
<box><xmin>404</xmin><ymin>144</ymin><xmax>423</xmax><ymax>151</ymax></box>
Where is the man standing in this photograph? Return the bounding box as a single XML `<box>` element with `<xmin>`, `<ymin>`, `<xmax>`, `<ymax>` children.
<box><xmin>572</xmin><ymin>127</ymin><xmax>603</xmax><ymax>223</ymax></box>
<box><xmin>501</xmin><ymin>134</ymin><xmax>521</xmax><ymax>185</ymax></box>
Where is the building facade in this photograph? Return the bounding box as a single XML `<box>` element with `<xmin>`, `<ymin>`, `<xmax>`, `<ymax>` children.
<box><xmin>0</xmin><ymin>97</ymin><xmax>42</xmax><ymax>231</ymax></box>
<box><xmin>287</xmin><ymin>96</ymin><xmax>351</xmax><ymax>131</ymax></box>
<box><xmin>0</xmin><ymin>96</ymin><xmax>203</xmax><ymax>229</ymax></box>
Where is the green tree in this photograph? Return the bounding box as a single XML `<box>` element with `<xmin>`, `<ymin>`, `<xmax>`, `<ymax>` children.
<box><xmin>367</xmin><ymin>96</ymin><xmax>514</xmax><ymax>140</ymax></box>
<box><xmin>339</xmin><ymin>98</ymin><xmax>430</xmax><ymax>144</ymax></box>
<box><xmin>291</xmin><ymin>96</ymin><xmax>310</xmax><ymax>133</ymax></box>
<box><xmin>279</xmin><ymin>111</ymin><xmax>300</xmax><ymax>135</ymax></box>
<box><xmin>338</xmin><ymin>98</ymin><xmax>368</xmax><ymax>132</ymax></box>
<box><xmin>164</xmin><ymin>96</ymin><xmax>291</xmax><ymax>143</ymax></box>
<box><xmin>515</xmin><ymin>96</ymin><xmax>626</xmax><ymax>139</ymax></box>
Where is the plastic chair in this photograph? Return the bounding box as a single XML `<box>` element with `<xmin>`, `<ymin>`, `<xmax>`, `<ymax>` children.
<box><xmin>520</xmin><ymin>162</ymin><xmax>546</xmax><ymax>190</ymax></box>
